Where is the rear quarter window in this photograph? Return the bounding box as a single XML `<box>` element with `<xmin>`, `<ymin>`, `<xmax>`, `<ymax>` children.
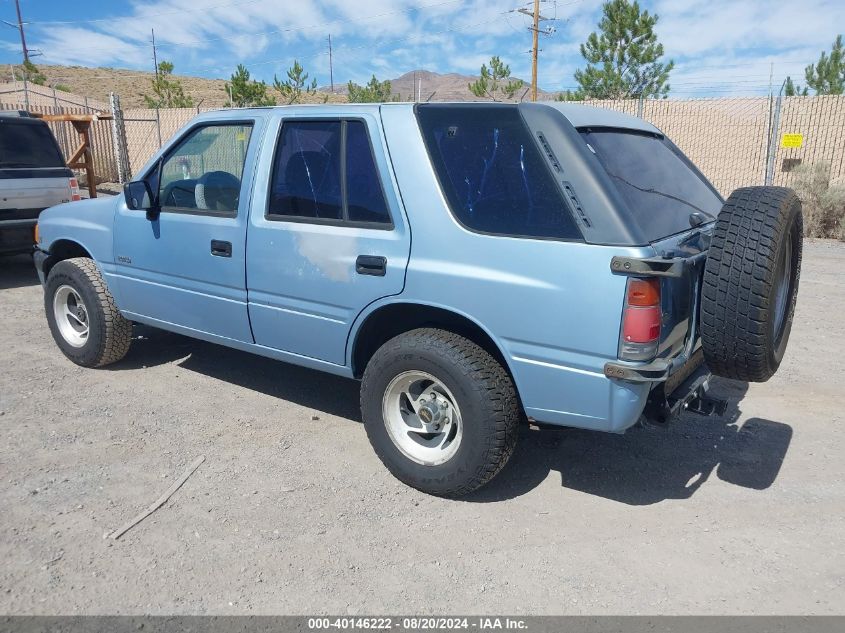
<box><xmin>0</xmin><ymin>120</ymin><xmax>65</xmax><ymax>169</ymax></box>
<box><xmin>580</xmin><ymin>129</ymin><xmax>722</xmax><ymax>241</ymax></box>
<box><xmin>416</xmin><ymin>105</ymin><xmax>581</xmax><ymax>240</ymax></box>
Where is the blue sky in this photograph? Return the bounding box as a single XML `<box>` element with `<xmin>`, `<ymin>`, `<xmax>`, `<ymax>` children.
<box><xmin>1</xmin><ymin>0</ymin><xmax>843</xmax><ymax>96</ymax></box>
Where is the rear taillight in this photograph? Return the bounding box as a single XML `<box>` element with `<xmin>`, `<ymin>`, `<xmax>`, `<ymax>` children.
<box><xmin>619</xmin><ymin>277</ymin><xmax>661</xmax><ymax>361</ymax></box>
<box><xmin>69</xmin><ymin>178</ymin><xmax>81</xmax><ymax>202</ymax></box>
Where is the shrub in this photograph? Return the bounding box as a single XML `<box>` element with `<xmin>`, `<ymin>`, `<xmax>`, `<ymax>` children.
<box><xmin>823</xmin><ymin>184</ymin><xmax>845</xmax><ymax>240</ymax></box>
<box><xmin>791</xmin><ymin>162</ymin><xmax>845</xmax><ymax>238</ymax></box>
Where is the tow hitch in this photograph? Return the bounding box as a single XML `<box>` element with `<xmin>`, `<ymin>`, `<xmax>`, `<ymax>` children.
<box><xmin>643</xmin><ymin>354</ymin><xmax>728</xmax><ymax>425</ymax></box>
<box><xmin>683</xmin><ymin>390</ymin><xmax>727</xmax><ymax>417</ymax></box>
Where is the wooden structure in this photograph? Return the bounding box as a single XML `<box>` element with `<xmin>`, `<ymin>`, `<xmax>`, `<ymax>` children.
<box><xmin>32</xmin><ymin>112</ymin><xmax>113</xmax><ymax>198</ymax></box>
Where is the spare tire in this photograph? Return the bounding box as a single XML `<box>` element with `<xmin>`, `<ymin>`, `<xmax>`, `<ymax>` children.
<box><xmin>700</xmin><ymin>186</ymin><xmax>802</xmax><ymax>382</ymax></box>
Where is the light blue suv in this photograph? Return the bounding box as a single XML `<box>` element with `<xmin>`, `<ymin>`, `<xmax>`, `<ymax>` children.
<box><xmin>33</xmin><ymin>103</ymin><xmax>802</xmax><ymax>496</ymax></box>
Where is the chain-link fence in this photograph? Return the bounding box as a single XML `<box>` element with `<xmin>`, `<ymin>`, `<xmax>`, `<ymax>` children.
<box><xmin>0</xmin><ymin>102</ymin><xmax>119</xmax><ymax>183</ymax></box>
<box><xmin>0</xmin><ymin>81</ymin><xmax>109</xmax><ymax>112</ymax></box>
<box><xmin>2</xmin><ymin>89</ymin><xmax>845</xmax><ymax>197</ymax></box>
<box><xmin>121</xmin><ymin>107</ymin><xmax>203</xmax><ymax>177</ymax></box>
<box><xmin>563</xmin><ymin>95</ymin><xmax>845</xmax><ymax>196</ymax></box>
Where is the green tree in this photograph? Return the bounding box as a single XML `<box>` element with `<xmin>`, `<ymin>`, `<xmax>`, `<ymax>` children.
<box><xmin>273</xmin><ymin>60</ymin><xmax>318</xmax><ymax>104</ymax></box>
<box><xmin>803</xmin><ymin>34</ymin><xmax>844</xmax><ymax>95</ymax></box>
<box><xmin>556</xmin><ymin>89</ymin><xmax>585</xmax><ymax>101</ymax></box>
<box><xmin>573</xmin><ymin>0</ymin><xmax>673</xmax><ymax>99</ymax></box>
<box><xmin>226</xmin><ymin>64</ymin><xmax>275</xmax><ymax>107</ymax></box>
<box><xmin>14</xmin><ymin>60</ymin><xmax>46</xmax><ymax>86</ymax></box>
<box><xmin>346</xmin><ymin>75</ymin><xmax>396</xmax><ymax>103</ymax></box>
<box><xmin>143</xmin><ymin>61</ymin><xmax>194</xmax><ymax>108</ymax></box>
<box><xmin>468</xmin><ymin>56</ymin><xmax>524</xmax><ymax>101</ymax></box>
<box><xmin>784</xmin><ymin>76</ymin><xmax>808</xmax><ymax>97</ymax></box>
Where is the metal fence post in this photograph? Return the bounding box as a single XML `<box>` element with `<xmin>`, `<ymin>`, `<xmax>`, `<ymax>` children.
<box><xmin>637</xmin><ymin>93</ymin><xmax>644</xmax><ymax>118</ymax></box>
<box><xmin>109</xmin><ymin>92</ymin><xmax>131</xmax><ymax>183</ymax></box>
<box><xmin>765</xmin><ymin>93</ymin><xmax>783</xmax><ymax>186</ymax></box>
<box><xmin>155</xmin><ymin>107</ymin><xmax>163</xmax><ymax>148</ymax></box>
<box><xmin>52</xmin><ymin>86</ymin><xmax>70</xmax><ymax>159</ymax></box>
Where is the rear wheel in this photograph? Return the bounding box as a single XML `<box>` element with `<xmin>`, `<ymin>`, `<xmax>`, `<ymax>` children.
<box><xmin>360</xmin><ymin>328</ymin><xmax>520</xmax><ymax>497</ymax></box>
<box><xmin>700</xmin><ymin>186</ymin><xmax>802</xmax><ymax>382</ymax></box>
<box><xmin>45</xmin><ymin>257</ymin><xmax>132</xmax><ymax>367</ymax></box>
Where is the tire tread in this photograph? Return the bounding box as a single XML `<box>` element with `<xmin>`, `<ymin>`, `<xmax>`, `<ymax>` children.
<box><xmin>700</xmin><ymin>186</ymin><xmax>802</xmax><ymax>382</ymax></box>
<box><xmin>361</xmin><ymin>328</ymin><xmax>519</xmax><ymax>497</ymax></box>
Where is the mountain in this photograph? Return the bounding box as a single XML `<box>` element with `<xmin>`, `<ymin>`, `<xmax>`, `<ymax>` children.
<box><xmin>7</xmin><ymin>64</ymin><xmax>556</xmax><ymax>108</ymax></box>
<box><xmin>339</xmin><ymin>70</ymin><xmax>554</xmax><ymax>102</ymax></box>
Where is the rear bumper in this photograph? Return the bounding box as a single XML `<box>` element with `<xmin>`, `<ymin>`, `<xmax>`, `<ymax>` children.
<box><xmin>0</xmin><ymin>220</ymin><xmax>37</xmax><ymax>255</ymax></box>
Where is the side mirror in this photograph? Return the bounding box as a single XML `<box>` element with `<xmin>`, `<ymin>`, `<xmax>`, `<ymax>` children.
<box><xmin>124</xmin><ymin>181</ymin><xmax>159</xmax><ymax>220</ymax></box>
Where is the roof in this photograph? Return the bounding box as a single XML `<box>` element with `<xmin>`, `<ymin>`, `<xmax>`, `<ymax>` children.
<box><xmin>190</xmin><ymin>101</ymin><xmax>662</xmax><ymax>135</ymax></box>
<box><xmin>544</xmin><ymin>102</ymin><xmax>661</xmax><ymax>134</ymax></box>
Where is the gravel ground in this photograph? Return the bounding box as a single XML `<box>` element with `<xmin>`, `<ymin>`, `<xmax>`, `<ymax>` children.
<box><xmin>0</xmin><ymin>240</ymin><xmax>843</xmax><ymax>615</ymax></box>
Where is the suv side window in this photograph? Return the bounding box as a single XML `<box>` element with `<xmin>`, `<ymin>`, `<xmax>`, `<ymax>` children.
<box><xmin>417</xmin><ymin>105</ymin><xmax>581</xmax><ymax>240</ymax></box>
<box><xmin>157</xmin><ymin>123</ymin><xmax>253</xmax><ymax>216</ymax></box>
<box><xmin>268</xmin><ymin>119</ymin><xmax>392</xmax><ymax>226</ymax></box>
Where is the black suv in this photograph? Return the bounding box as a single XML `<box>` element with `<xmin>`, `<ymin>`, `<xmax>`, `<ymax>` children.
<box><xmin>0</xmin><ymin>111</ymin><xmax>79</xmax><ymax>255</ymax></box>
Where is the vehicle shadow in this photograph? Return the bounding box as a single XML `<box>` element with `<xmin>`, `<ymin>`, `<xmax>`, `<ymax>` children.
<box><xmin>113</xmin><ymin>325</ymin><xmax>363</xmax><ymax>422</ymax></box>
<box><xmin>0</xmin><ymin>254</ymin><xmax>39</xmax><ymax>290</ymax></box>
<box><xmin>114</xmin><ymin>328</ymin><xmax>792</xmax><ymax>505</ymax></box>
<box><xmin>467</xmin><ymin>378</ymin><xmax>794</xmax><ymax>505</ymax></box>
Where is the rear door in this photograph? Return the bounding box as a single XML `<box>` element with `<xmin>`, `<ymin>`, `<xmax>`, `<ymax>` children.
<box><xmin>113</xmin><ymin>120</ymin><xmax>259</xmax><ymax>342</ymax></box>
<box><xmin>246</xmin><ymin>110</ymin><xmax>410</xmax><ymax>366</ymax></box>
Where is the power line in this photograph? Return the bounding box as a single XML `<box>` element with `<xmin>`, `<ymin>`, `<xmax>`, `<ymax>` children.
<box><xmin>13</xmin><ymin>0</ymin><xmax>26</xmax><ymax>62</ymax></box>
<box><xmin>27</xmin><ymin>0</ymin><xmax>465</xmax><ymax>50</ymax></box>
<box><xmin>509</xmin><ymin>0</ymin><xmax>561</xmax><ymax>101</ymax></box>
<box><xmin>2</xmin><ymin>0</ymin><xmax>39</xmax><ymax>63</ymax></box>
<box><xmin>38</xmin><ymin>15</ymin><xmax>505</xmax><ymax>81</ymax></box>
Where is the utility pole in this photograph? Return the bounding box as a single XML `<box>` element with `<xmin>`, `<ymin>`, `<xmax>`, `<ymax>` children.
<box><xmin>14</xmin><ymin>0</ymin><xmax>28</xmax><ymax>63</ymax></box>
<box><xmin>3</xmin><ymin>0</ymin><xmax>40</xmax><ymax>70</ymax></box>
<box><xmin>151</xmin><ymin>28</ymin><xmax>159</xmax><ymax>78</ymax></box>
<box><xmin>328</xmin><ymin>34</ymin><xmax>334</xmax><ymax>93</ymax></box>
<box><xmin>517</xmin><ymin>1</ymin><xmax>554</xmax><ymax>102</ymax></box>
<box><xmin>530</xmin><ymin>0</ymin><xmax>539</xmax><ymax>101</ymax></box>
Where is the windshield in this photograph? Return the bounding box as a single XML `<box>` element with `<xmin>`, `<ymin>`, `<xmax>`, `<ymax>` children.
<box><xmin>0</xmin><ymin>121</ymin><xmax>66</xmax><ymax>169</ymax></box>
<box><xmin>580</xmin><ymin>129</ymin><xmax>721</xmax><ymax>242</ymax></box>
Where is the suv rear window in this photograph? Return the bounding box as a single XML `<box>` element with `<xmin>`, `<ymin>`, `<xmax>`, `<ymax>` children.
<box><xmin>417</xmin><ymin>105</ymin><xmax>581</xmax><ymax>240</ymax></box>
<box><xmin>580</xmin><ymin>129</ymin><xmax>721</xmax><ymax>242</ymax></box>
<box><xmin>0</xmin><ymin>120</ymin><xmax>65</xmax><ymax>168</ymax></box>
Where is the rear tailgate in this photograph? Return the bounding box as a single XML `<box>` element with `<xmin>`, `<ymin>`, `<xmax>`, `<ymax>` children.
<box><xmin>0</xmin><ymin>172</ymin><xmax>74</xmax><ymax>224</ymax></box>
<box><xmin>651</xmin><ymin>226</ymin><xmax>712</xmax><ymax>365</ymax></box>
<box><xmin>604</xmin><ymin>226</ymin><xmax>713</xmax><ymax>385</ymax></box>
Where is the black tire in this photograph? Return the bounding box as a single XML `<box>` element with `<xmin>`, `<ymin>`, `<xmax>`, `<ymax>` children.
<box><xmin>360</xmin><ymin>328</ymin><xmax>520</xmax><ymax>497</ymax></box>
<box><xmin>700</xmin><ymin>186</ymin><xmax>802</xmax><ymax>382</ymax></box>
<box><xmin>44</xmin><ymin>257</ymin><xmax>132</xmax><ymax>367</ymax></box>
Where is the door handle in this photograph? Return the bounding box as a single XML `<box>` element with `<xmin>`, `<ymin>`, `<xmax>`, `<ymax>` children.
<box><xmin>356</xmin><ymin>255</ymin><xmax>387</xmax><ymax>276</ymax></box>
<box><xmin>211</xmin><ymin>240</ymin><xmax>232</xmax><ymax>258</ymax></box>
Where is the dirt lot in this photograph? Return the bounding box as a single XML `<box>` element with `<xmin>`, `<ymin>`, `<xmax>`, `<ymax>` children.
<box><xmin>0</xmin><ymin>241</ymin><xmax>843</xmax><ymax>615</ymax></box>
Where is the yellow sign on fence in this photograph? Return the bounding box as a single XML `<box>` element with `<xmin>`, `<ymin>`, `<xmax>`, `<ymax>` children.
<box><xmin>781</xmin><ymin>133</ymin><xmax>804</xmax><ymax>148</ymax></box>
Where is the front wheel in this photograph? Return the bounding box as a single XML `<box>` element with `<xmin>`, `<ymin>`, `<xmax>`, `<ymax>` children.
<box><xmin>360</xmin><ymin>328</ymin><xmax>520</xmax><ymax>497</ymax></box>
<box><xmin>44</xmin><ymin>257</ymin><xmax>132</xmax><ymax>367</ymax></box>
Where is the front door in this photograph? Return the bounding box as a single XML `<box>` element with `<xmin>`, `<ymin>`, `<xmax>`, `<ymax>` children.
<box><xmin>114</xmin><ymin>120</ymin><xmax>258</xmax><ymax>343</ymax></box>
<box><xmin>246</xmin><ymin>111</ymin><xmax>410</xmax><ymax>366</ymax></box>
